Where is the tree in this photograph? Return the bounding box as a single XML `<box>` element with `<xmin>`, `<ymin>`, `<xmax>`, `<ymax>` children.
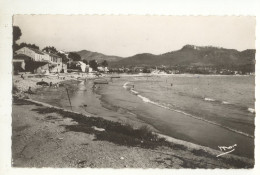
<box><xmin>101</xmin><ymin>60</ymin><xmax>108</xmax><ymax>67</ymax></box>
<box><xmin>42</xmin><ymin>46</ymin><xmax>58</xmax><ymax>54</ymax></box>
<box><xmin>13</xmin><ymin>26</ymin><xmax>22</xmax><ymax>44</ymax></box>
<box><xmin>82</xmin><ymin>59</ymin><xmax>89</xmax><ymax>65</ymax></box>
<box><xmin>68</xmin><ymin>52</ymin><xmax>81</xmax><ymax>61</ymax></box>
<box><xmin>13</xmin><ymin>26</ymin><xmax>22</xmax><ymax>52</ymax></box>
<box><xmin>57</xmin><ymin>52</ymin><xmax>68</xmax><ymax>63</ymax></box>
<box><xmin>89</xmin><ymin>60</ymin><xmax>98</xmax><ymax>70</ymax></box>
<box><xmin>19</xmin><ymin>42</ymin><xmax>40</xmax><ymax>50</ymax></box>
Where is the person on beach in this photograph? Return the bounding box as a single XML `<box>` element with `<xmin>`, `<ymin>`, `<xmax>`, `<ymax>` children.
<box><xmin>50</xmin><ymin>82</ymin><xmax>53</xmax><ymax>87</ymax></box>
<box><xmin>27</xmin><ymin>87</ymin><xmax>34</xmax><ymax>94</ymax></box>
<box><xmin>21</xmin><ymin>74</ymin><xmax>24</xmax><ymax>79</ymax></box>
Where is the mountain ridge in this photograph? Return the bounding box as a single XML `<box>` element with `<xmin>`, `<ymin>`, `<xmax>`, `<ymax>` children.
<box><xmin>112</xmin><ymin>45</ymin><xmax>255</xmax><ymax>69</ymax></box>
<box><xmin>76</xmin><ymin>50</ymin><xmax>123</xmax><ymax>63</ymax></box>
<box><xmin>75</xmin><ymin>45</ymin><xmax>255</xmax><ymax>72</ymax></box>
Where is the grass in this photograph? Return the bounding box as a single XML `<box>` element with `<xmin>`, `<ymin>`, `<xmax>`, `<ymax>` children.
<box><xmin>191</xmin><ymin>149</ymin><xmax>216</xmax><ymax>159</ymax></box>
<box><xmin>31</xmin><ymin>106</ymin><xmax>171</xmax><ymax>149</ymax></box>
<box><xmin>13</xmin><ymin>96</ymin><xmax>42</xmax><ymax>106</ymax></box>
<box><xmin>26</xmin><ymin>101</ymin><xmax>188</xmax><ymax>151</ymax></box>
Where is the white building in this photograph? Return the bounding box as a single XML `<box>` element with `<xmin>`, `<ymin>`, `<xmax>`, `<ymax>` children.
<box><xmin>97</xmin><ymin>66</ymin><xmax>109</xmax><ymax>73</ymax></box>
<box><xmin>15</xmin><ymin>47</ymin><xmax>66</xmax><ymax>73</ymax></box>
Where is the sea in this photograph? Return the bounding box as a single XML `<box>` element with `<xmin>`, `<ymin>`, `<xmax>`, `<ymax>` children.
<box><xmin>33</xmin><ymin>74</ymin><xmax>255</xmax><ymax>159</ymax></box>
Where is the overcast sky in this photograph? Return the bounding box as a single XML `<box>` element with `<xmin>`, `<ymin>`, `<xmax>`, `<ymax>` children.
<box><xmin>13</xmin><ymin>15</ymin><xmax>255</xmax><ymax>57</ymax></box>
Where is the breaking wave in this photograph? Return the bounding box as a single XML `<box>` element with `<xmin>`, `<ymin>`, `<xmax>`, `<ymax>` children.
<box><xmin>204</xmin><ymin>97</ymin><xmax>216</xmax><ymax>102</ymax></box>
<box><xmin>131</xmin><ymin>89</ymin><xmax>139</xmax><ymax>94</ymax></box>
<box><xmin>123</xmin><ymin>82</ymin><xmax>130</xmax><ymax>89</ymax></box>
<box><xmin>122</xmin><ymin>82</ymin><xmax>254</xmax><ymax>138</ymax></box>
<box><xmin>222</xmin><ymin>101</ymin><xmax>230</xmax><ymax>104</ymax></box>
<box><xmin>248</xmin><ymin>108</ymin><xmax>255</xmax><ymax>114</ymax></box>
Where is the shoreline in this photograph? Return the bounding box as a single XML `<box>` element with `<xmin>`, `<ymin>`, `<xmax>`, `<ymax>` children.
<box><xmin>12</xmin><ymin>73</ymin><xmax>254</xmax><ymax>168</ymax></box>
<box><xmin>12</xmin><ymin>97</ymin><xmax>254</xmax><ymax>168</ymax></box>
<box><xmin>26</xmin><ymin>97</ymin><xmax>254</xmax><ymax>159</ymax></box>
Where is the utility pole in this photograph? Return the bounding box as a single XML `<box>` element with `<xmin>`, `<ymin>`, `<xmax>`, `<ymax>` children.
<box><xmin>65</xmin><ymin>87</ymin><xmax>73</xmax><ymax>111</ymax></box>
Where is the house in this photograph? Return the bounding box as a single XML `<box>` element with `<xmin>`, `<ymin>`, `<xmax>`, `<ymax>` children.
<box><xmin>44</xmin><ymin>52</ymin><xmax>66</xmax><ymax>73</ymax></box>
<box><xmin>15</xmin><ymin>47</ymin><xmax>48</xmax><ymax>62</ymax></box>
<box><xmin>85</xmin><ymin>64</ymin><xmax>93</xmax><ymax>73</ymax></box>
<box><xmin>14</xmin><ymin>47</ymin><xmax>66</xmax><ymax>74</ymax></box>
<box><xmin>13</xmin><ymin>54</ymin><xmax>34</xmax><ymax>73</ymax></box>
<box><xmin>75</xmin><ymin>61</ymin><xmax>87</xmax><ymax>72</ymax></box>
<box><xmin>97</xmin><ymin>66</ymin><xmax>109</xmax><ymax>73</ymax></box>
<box><xmin>67</xmin><ymin>61</ymin><xmax>93</xmax><ymax>73</ymax></box>
<box><xmin>13</xmin><ymin>59</ymin><xmax>25</xmax><ymax>74</ymax></box>
<box><xmin>133</xmin><ymin>66</ymin><xmax>144</xmax><ymax>73</ymax></box>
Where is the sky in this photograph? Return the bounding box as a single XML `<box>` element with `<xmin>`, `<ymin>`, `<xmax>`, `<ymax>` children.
<box><xmin>13</xmin><ymin>15</ymin><xmax>256</xmax><ymax>57</ymax></box>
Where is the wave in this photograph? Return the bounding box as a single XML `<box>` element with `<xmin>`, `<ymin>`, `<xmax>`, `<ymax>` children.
<box><xmin>204</xmin><ymin>97</ymin><xmax>216</xmax><ymax>102</ymax></box>
<box><xmin>123</xmin><ymin>82</ymin><xmax>130</xmax><ymax>89</ymax></box>
<box><xmin>137</xmin><ymin>94</ymin><xmax>172</xmax><ymax>110</ymax></box>
<box><xmin>122</xmin><ymin>82</ymin><xmax>253</xmax><ymax>138</ymax></box>
<box><xmin>222</xmin><ymin>101</ymin><xmax>230</xmax><ymax>104</ymax></box>
<box><xmin>204</xmin><ymin>97</ymin><xmax>254</xmax><ymax>114</ymax></box>
<box><xmin>131</xmin><ymin>89</ymin><xmax>139</xmax><ymax>94</ymax></box>
<box><xmin>123</xmin><ymin>82</ymin><xmax>139</xmax><ymax>94</ymax></box>
<box><xmin>248</xmin><ymin>108</ymin><xmax>255</xmax><ymax>114</ymax></box>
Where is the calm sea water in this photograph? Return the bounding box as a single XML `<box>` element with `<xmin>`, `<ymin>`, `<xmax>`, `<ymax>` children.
<box><xmin>98</xmin><ymin>75</ymin><xmax>255</xmax><ymax>158</ymax></box>
<box><xmin>33</xmin><ymin>74</ymin><xmax>255</xmax><ymax>159</ymax></box>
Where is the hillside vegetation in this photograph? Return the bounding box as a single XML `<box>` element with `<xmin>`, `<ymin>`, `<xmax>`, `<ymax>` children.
<box><xmin>76</xmin><ymin>45</ymin><xmax>255</xmax><ymax>72</ymax></box>
<box><xmin>112</xmin><ymin>45</ymin><xmax>255</xmax><ymax>69</ymax></box>
<box><xmin>77</xmin><ymin>50</ymin><xmax>123</xmax><ymax>63</ymax></box>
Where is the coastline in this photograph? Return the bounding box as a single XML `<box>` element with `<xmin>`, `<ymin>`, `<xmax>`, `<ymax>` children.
<box><xmin>12</xmin><ymin>73</ymin><xmax>254</xmax><ymax>168</ymax></box>
<box><xmin>12</xmin><ymin>97</ymin><xmax>254</xmax><ymax>168</ymax></box>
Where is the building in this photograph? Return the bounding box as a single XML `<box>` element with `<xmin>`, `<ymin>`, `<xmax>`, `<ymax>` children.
<box><xmin>97</xmin><ymin>66</ymin><xmax>109</xmax><ymax>73</ymax></box>
<box><xmin>14</xmin><ymin>47</ymin><xmax>67</xmax><ymax>74</ymax></box>
<box><xmin>13</xmin><ymin>59</ymin><xmax>25</xmax><ymax>74</ymax></box>
<box><xmin>15</xmin><ymin>47</ymin><xmax>48</xmax><ymax>62</ymax></box>
<box><xmin>85</xmin><ymin>64</ymin><xmax>93</xmax><ymax>73</ymax></box>
<box><xmin>75</xmin><ymin>61</ymin><xmax>87</xmax><ymax>72</ymax></box>
<box><xmin>44</xmin><ymin>52</ymin><xmax>65</xmax><ymax>73</ymax></box>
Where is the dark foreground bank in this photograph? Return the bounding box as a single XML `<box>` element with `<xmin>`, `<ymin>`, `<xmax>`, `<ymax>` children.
<box><xmin>12</xmin><ymin>97</ymin><xmax>254</xmax><ymax>168</ymax></box>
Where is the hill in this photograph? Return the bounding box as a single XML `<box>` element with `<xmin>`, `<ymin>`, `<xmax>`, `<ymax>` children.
<box><xmin>111</xmin><ymin>45</ymin><xmax>255</xmax><ymax>71</ymax></box>
<box><xmin>76</xmin><ymin>50</ymin><xmax>123</xmax><ymax>63</ymax></box>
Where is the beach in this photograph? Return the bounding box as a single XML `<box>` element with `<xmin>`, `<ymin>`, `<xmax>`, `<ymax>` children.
<box><xmin>12</xmin><ymin>73</ymin><xmax>255</xmax><ymax>168</ymax></box>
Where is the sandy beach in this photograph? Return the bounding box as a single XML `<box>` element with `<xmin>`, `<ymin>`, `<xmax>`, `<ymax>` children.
<box><xmin>11</xmin><ymin>73</ymin><xmax>254</xmax><ymax>168</ymax></box>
